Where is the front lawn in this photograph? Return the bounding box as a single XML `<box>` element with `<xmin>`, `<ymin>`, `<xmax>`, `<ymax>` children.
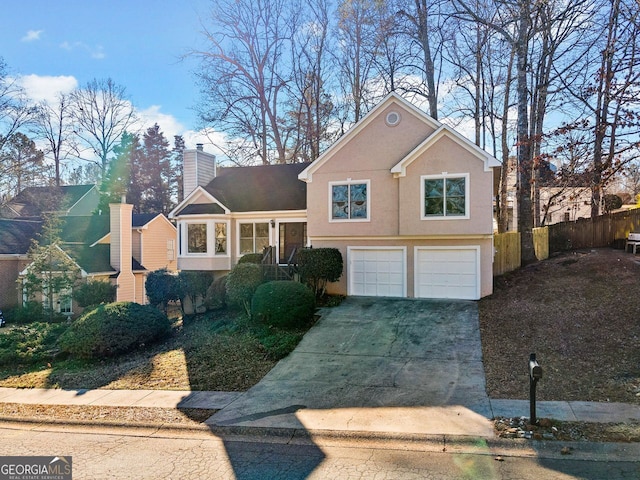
<box><xmin>0</xmin><ymin>308</ymin><xmax>313</xmax><ymax>391</ymax></box>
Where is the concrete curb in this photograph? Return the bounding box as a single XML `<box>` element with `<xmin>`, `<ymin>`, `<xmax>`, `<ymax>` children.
<box><xmin>3</xmin><ymin>414</ymin><xmax>640</xmax><ymax>462</ymax></box>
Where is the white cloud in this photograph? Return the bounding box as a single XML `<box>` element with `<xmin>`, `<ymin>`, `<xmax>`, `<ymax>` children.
<box><xmin>135</xmin><ymin>105</ymin><xmax>228</xmax><ymax>157</ymax></box>
<box><xmin>135</xmin><ymin>105</ymin><xmax>186</xmax><ymax>142</ymax></box>
<box><xmin>17</xmin><ymin>74</ymin><xmax>78</xmax><ymax>103</ymax></box>
<box><xmin>21</xmin><ymin>30</ymin><xmax>43</xmax><ymax>42</ymax></box>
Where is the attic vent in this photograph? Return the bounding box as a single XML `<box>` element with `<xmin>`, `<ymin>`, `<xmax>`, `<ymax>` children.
<box><xmin>385</xmin><ymin>111</ymin><xmax>401</xmax><ymax>127</ymax></box>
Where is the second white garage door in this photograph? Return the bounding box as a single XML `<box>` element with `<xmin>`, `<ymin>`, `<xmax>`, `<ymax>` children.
<box><xmin>348</xmin><ymin>247</ymin><xmax>406</xmax><ymax>297</ymax></box>
<box><xmin>415</xmin><ymin>246</ymin><xmax>480</xmax><ymax>300</ymax></box>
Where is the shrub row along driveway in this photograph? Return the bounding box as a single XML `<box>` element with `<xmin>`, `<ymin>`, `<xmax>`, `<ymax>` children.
<box><xmin>208</xmin><ymin>297</ymin><xmax>493</xmax><ymax>436</ymax></box>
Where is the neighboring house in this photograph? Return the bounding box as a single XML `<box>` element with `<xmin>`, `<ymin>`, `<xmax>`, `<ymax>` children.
<box><xmin>503</xmin><ymin>157</ymin><xmax>614</xmax><ymax>228</ymax></box>
<box><xmin>0</xmin><ymin>201</ymin><xmax>177</xmax><ymax>312</ymax></box>
<box><xmin>0</xmin><ymin>219</ymin><xmax>42</xmax><ymax>310</ymax></box>
<box><xmin>171</xmin><ymin>92</ymin><xmax>500</xmax><ymax>300</ymax></box>
<box><xmin>0</xmin><ymin>184</ymin><xmax>99</xmax><ymax>219</ymax></box>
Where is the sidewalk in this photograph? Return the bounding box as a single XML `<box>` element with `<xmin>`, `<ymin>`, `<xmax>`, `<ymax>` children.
<box><xmin>2</xmin><ymin>387</ymin><xmax>640</xmax><ymax>431</ymax></box>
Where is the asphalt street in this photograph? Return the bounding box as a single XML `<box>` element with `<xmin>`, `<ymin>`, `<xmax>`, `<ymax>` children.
<box><xmin>2</xmin><ymin>423</ymin><xmax>639</xmax><ymax>480</ymax></box>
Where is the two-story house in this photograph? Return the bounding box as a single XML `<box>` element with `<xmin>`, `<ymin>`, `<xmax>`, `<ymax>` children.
<box><xmin>169</xmin><ymin>92</ymin><xmax>500</xmax><ymax>300</ymax></box>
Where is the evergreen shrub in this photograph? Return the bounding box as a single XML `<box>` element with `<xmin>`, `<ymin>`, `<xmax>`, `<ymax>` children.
<box><xmin>238</xmin><ymin>253</ymin><xmax>263</xmax><ymax>264</ymax></box>
<box><xmin>226</xmin><ymin>263</ymin><xmax>264</xmax><ymax>315</ymax></box>
<box><xmin>251</xmin><ymin>281</ymin><xmax>315</xmax><ymax>329</ymax></box>
<box><xmin>58</xmin><ymin>302</ymin><xmax>171</xmax><ymax>358</ymax></box>
<box><xmin>297</xmin><ymin>248</ymin><xmax>343</xmax><ymax>297</ymax></box>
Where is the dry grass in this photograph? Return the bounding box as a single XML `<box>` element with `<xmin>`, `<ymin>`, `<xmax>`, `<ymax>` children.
<box><xmin>480</xmin><ymin>248</ymin><xmax>640</xmax><ymax>404</ymax></box>
<box><xmin>0</xmin><ymin>311</ymin><xmax>280</xmax><ymax>391</ymax></box>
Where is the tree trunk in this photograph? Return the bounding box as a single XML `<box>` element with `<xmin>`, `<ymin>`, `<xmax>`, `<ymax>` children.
<box><xmin>516</xmin><ymin>1</ymin><xmax>536</xmax><ymax>265</ymax></box>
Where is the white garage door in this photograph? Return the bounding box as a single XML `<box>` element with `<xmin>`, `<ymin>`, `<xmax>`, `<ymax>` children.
<box><xmin>415</xmin><ymin>247</ymin><xmax>480</xmax><ymax>300</ymax></box>
<box><xmin>348</xmin><ymin>247</ymin><xmax>406</xmax><ymax>297</ymax></box>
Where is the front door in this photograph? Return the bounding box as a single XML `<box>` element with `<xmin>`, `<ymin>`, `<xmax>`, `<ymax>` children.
<box><xmin>279</xmin><ymin>222</ymin><xmax>306</xmax><ymax>264</ymax></box>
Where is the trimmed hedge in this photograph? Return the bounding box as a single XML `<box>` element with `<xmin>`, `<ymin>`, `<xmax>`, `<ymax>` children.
<box><xmin>238</xmin><ymin>253</ymin><xmax>263</xmax><ymax>264</ymax></box>
<box><xmin>251</xmin><ymin>281</ymin><xmax>315</xmax><ymax>329</ymax></box>
<box><xmin>58</xmin><ymin>302</ymin><xmax>171</xmax><ymax>359</ymax></box>
<box><xmin>226</xmin><ymin>263</ymin><xmax>264</xmax><ymax>315</ymax></box>
<box><xmin>297</xmin><ymin>247</ymin><xmax>343</xmax><ymax>297</ymax></box>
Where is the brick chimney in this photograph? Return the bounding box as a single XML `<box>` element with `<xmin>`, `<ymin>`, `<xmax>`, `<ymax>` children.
<box><xmin>183</xmin><ymin>145</ymin><xmax>216</xmax><ymax>196</ymax></box>
<box><xmin>110</xmin><ymin>201</ymin><xmax>136</xmax><ymax>302</ymax></box>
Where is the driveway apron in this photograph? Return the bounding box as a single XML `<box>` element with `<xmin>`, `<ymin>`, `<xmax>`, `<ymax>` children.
<box><xmin>208</xmin><ymin>297</ymin><xmax>493</xmax><ymax>436</ymax></box>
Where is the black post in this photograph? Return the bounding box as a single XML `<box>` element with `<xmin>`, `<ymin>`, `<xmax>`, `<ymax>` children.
<box><xmin>529</xmin><ymin>353</ymin><xmax>542</xmax><ymax>425</ymax></box>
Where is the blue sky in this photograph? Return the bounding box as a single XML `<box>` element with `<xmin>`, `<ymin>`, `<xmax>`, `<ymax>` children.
<box><xmin>2</xmin><ymin>0</ymin><xmax>213</xmax><ymax>147</ymax></box>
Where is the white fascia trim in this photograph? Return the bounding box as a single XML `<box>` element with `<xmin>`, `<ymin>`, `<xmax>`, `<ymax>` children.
<box><xmin>299</xmin><ymin>92</ymin><xmax>441</xmax><ymax>183</ymax></box>
<box><xmin>168</xmin><ymin>186</ymin><xmax>230</xmax><ymax>218</ymax></box>
<box><xmin>230</xmin><ymin>210</ymin><xmax>307</xmax><ymax>218</ymax></box>
<box><xmin>140</xmin><ymin>213</ymin><xmax>177</xmax><ymax>232</ymax></box>
<box><xmin>391</xmin><ymin>126</ymin><xmax>501</xmax><ymax>177</ymax></box>
<box><xmin>19</xmin><ymin>245</ymin><xmax>83</xmax><ymax>276</ymax></box>
<box><xmin>308</xmin><ymin>234</ymin><xmax>494</xmax><ymax>242</ymax></box>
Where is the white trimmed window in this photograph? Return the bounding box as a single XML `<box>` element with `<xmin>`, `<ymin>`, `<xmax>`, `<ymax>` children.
<box><xmin>182</xmin><ymin>220</ymin><xmax>229</xmax><ymax>257</ymax></box>
<box><xmin>421</xmin><ymin>174</ymin><xmax>469</xmax><ymax>219</ymax></box>
<box><xmin>215</xmin><ymin>222</ymin><xmax>227</xmax><ymax>254</ymax></box>
<box><xmin>239</xmin><ymin>222</ymin><xmax>269</xmax><ymax>255</ymax></box>
<box><xmin>187</xmin><ymin>223</ymin><xmax>207</xmax><ymax>253</ymax></box>
<box><xmin>330</xmin><ymin>180</ymin><xmax>370</xmax><ymax>221</ymax></box>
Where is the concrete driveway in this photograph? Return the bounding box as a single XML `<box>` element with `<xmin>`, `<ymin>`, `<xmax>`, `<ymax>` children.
<box><xmin>208</xmin><ymin>297</ymin><xmax>493</xmax><ymax>436</ymax></box>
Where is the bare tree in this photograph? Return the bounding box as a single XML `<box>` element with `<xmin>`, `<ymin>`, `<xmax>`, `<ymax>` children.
<box><xmin>0</xmin><ymin>132</ymin><xmax>47</xmax><ymax>200</ymax></box>
<box><xmin>335</xmin><ymin>0</ymin><xmax>381</xmax><ymax>124</ymax></box>
<box><xmin>288</xmin><ymin>0</ymin><xmax>335</xmax><ymax>162</ymax></box>
<box><xmin>70</xmin><ymin>78</ymin><xmax>137</xmax><ymax>176</ymax></box>
<box><xmin>33</xmin><ymin>93</ymin><xmax>76</xmax><ymax>187</ymax></box>
<box><xmin>194</xmin><ymin>0</ymin><xmax>299</xmax><ymax>165</ymax></box>
<box><xmin>0</xmin><ymin>58</ymin><xmax>36</xmax><ymax>155</ymax></box>
<box><xmin>397</xmin><ymin>0</ymin><xmax>450</xmax><ymax>120</ymax></box>
<box><xmin>560</xmin><ymin>0</ymin><xmax>640</xmax><ymax>217</ymax></box>
<box><xmin>453</xmin><ymin>0</ymin><xmax>598</xmax><ymax>262</ymax></box>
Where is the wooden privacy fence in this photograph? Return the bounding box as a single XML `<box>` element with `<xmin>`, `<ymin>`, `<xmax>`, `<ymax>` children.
<box><xmin>493</xmin><ymin>208</ymin><xmax>640</xmax><ymax>276</ymax></box>
<box><xmin>493</xmin><ymin>227</ymin><xmax>549</xmax><ymax>276</ymax></box>
<box><xmin>547</xmin><ymin>208</ymin><xmax>640</xmax><ymax>252</ymax></box>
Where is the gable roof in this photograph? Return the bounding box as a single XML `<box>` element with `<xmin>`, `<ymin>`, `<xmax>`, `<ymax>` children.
<box><xmin>298</xmin><ymin>92</ymin><xmax>441</xmax><ymax>183</ymax></box>
<box><xmin>2</xmin><ymin>184</ymin><xmax>97</xmax><ymax>218</ymax></box>
<box><xmin>0</xmin><ymin>219</ymin><xmax>42</xmax><ymax>255</ymax></box>
<box><xmin>390</xmin><ymin>125</ymin><xmax>502</xmax><ymax>176</ymax></box>
<box><xmin>62</xmin><ymin>243</ymin><xmax>145</xmax><ymax>274</ymax></box>
<box><xmin>171</xmin><ymin>162</ymin><xmax>310</xmax><ymax>216</ymax></box>
<box><xmin>60</xmin><ymin>215</ymin><xmax>110</xmax><ymax>244</ymax></box>
<box><xmin>206</xmin><ymin>162</ymin><xmax>310</xmax><ymax>212</ymax></box>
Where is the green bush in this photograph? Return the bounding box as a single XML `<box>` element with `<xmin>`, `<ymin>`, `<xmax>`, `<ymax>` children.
<box><xmin>58</xmin><ymin>302</ymin><xmax>171</xmax><ymax>359</ymax></box>
<box><xmin>251</xmin><ymin>281</ymin><xmax>316</xmax><ymax>329</ymax></box>
<box><xmin>297</xmin><ymin>248</ymin><xmax>343</xmax><ymax>297</ymax></box>
<box><xmin>74</xmin><ymin>280</ymin><xmax>117</xmax><ymax>308</ymax></box>
<box><xmin>238</xmin><ymin>253</ymin><xmax>263</xmax><ymax>264</ymax></box>
<box><xmin>4</xmin><ymin>302</ymin><xmax>46</xmax><ymax>325</ymax></box>
<box><xmin>226</xmin><ymin>263</ymin><xmax>264</xmax><ymax>316</ymax></box>
<box><xmin>204</xmin><ymin>275</ymin><xmax>228</xmax><ymax>310</ymax></box>
<box><xmin>146</xmin><ymin>269</ymin><xmax>181</xmax><ymax>311</ymax></box>
<box><xmin>0</xmin><ymin>322</ymin><xmax>68</xmax><ymax>365</ymax></box>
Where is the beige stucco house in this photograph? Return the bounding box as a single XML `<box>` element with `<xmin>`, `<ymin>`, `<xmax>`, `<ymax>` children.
<box><xmin>170</xmin><ymin>92</ymin><xmax>500</xmax><ymax>300</ymax></box>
